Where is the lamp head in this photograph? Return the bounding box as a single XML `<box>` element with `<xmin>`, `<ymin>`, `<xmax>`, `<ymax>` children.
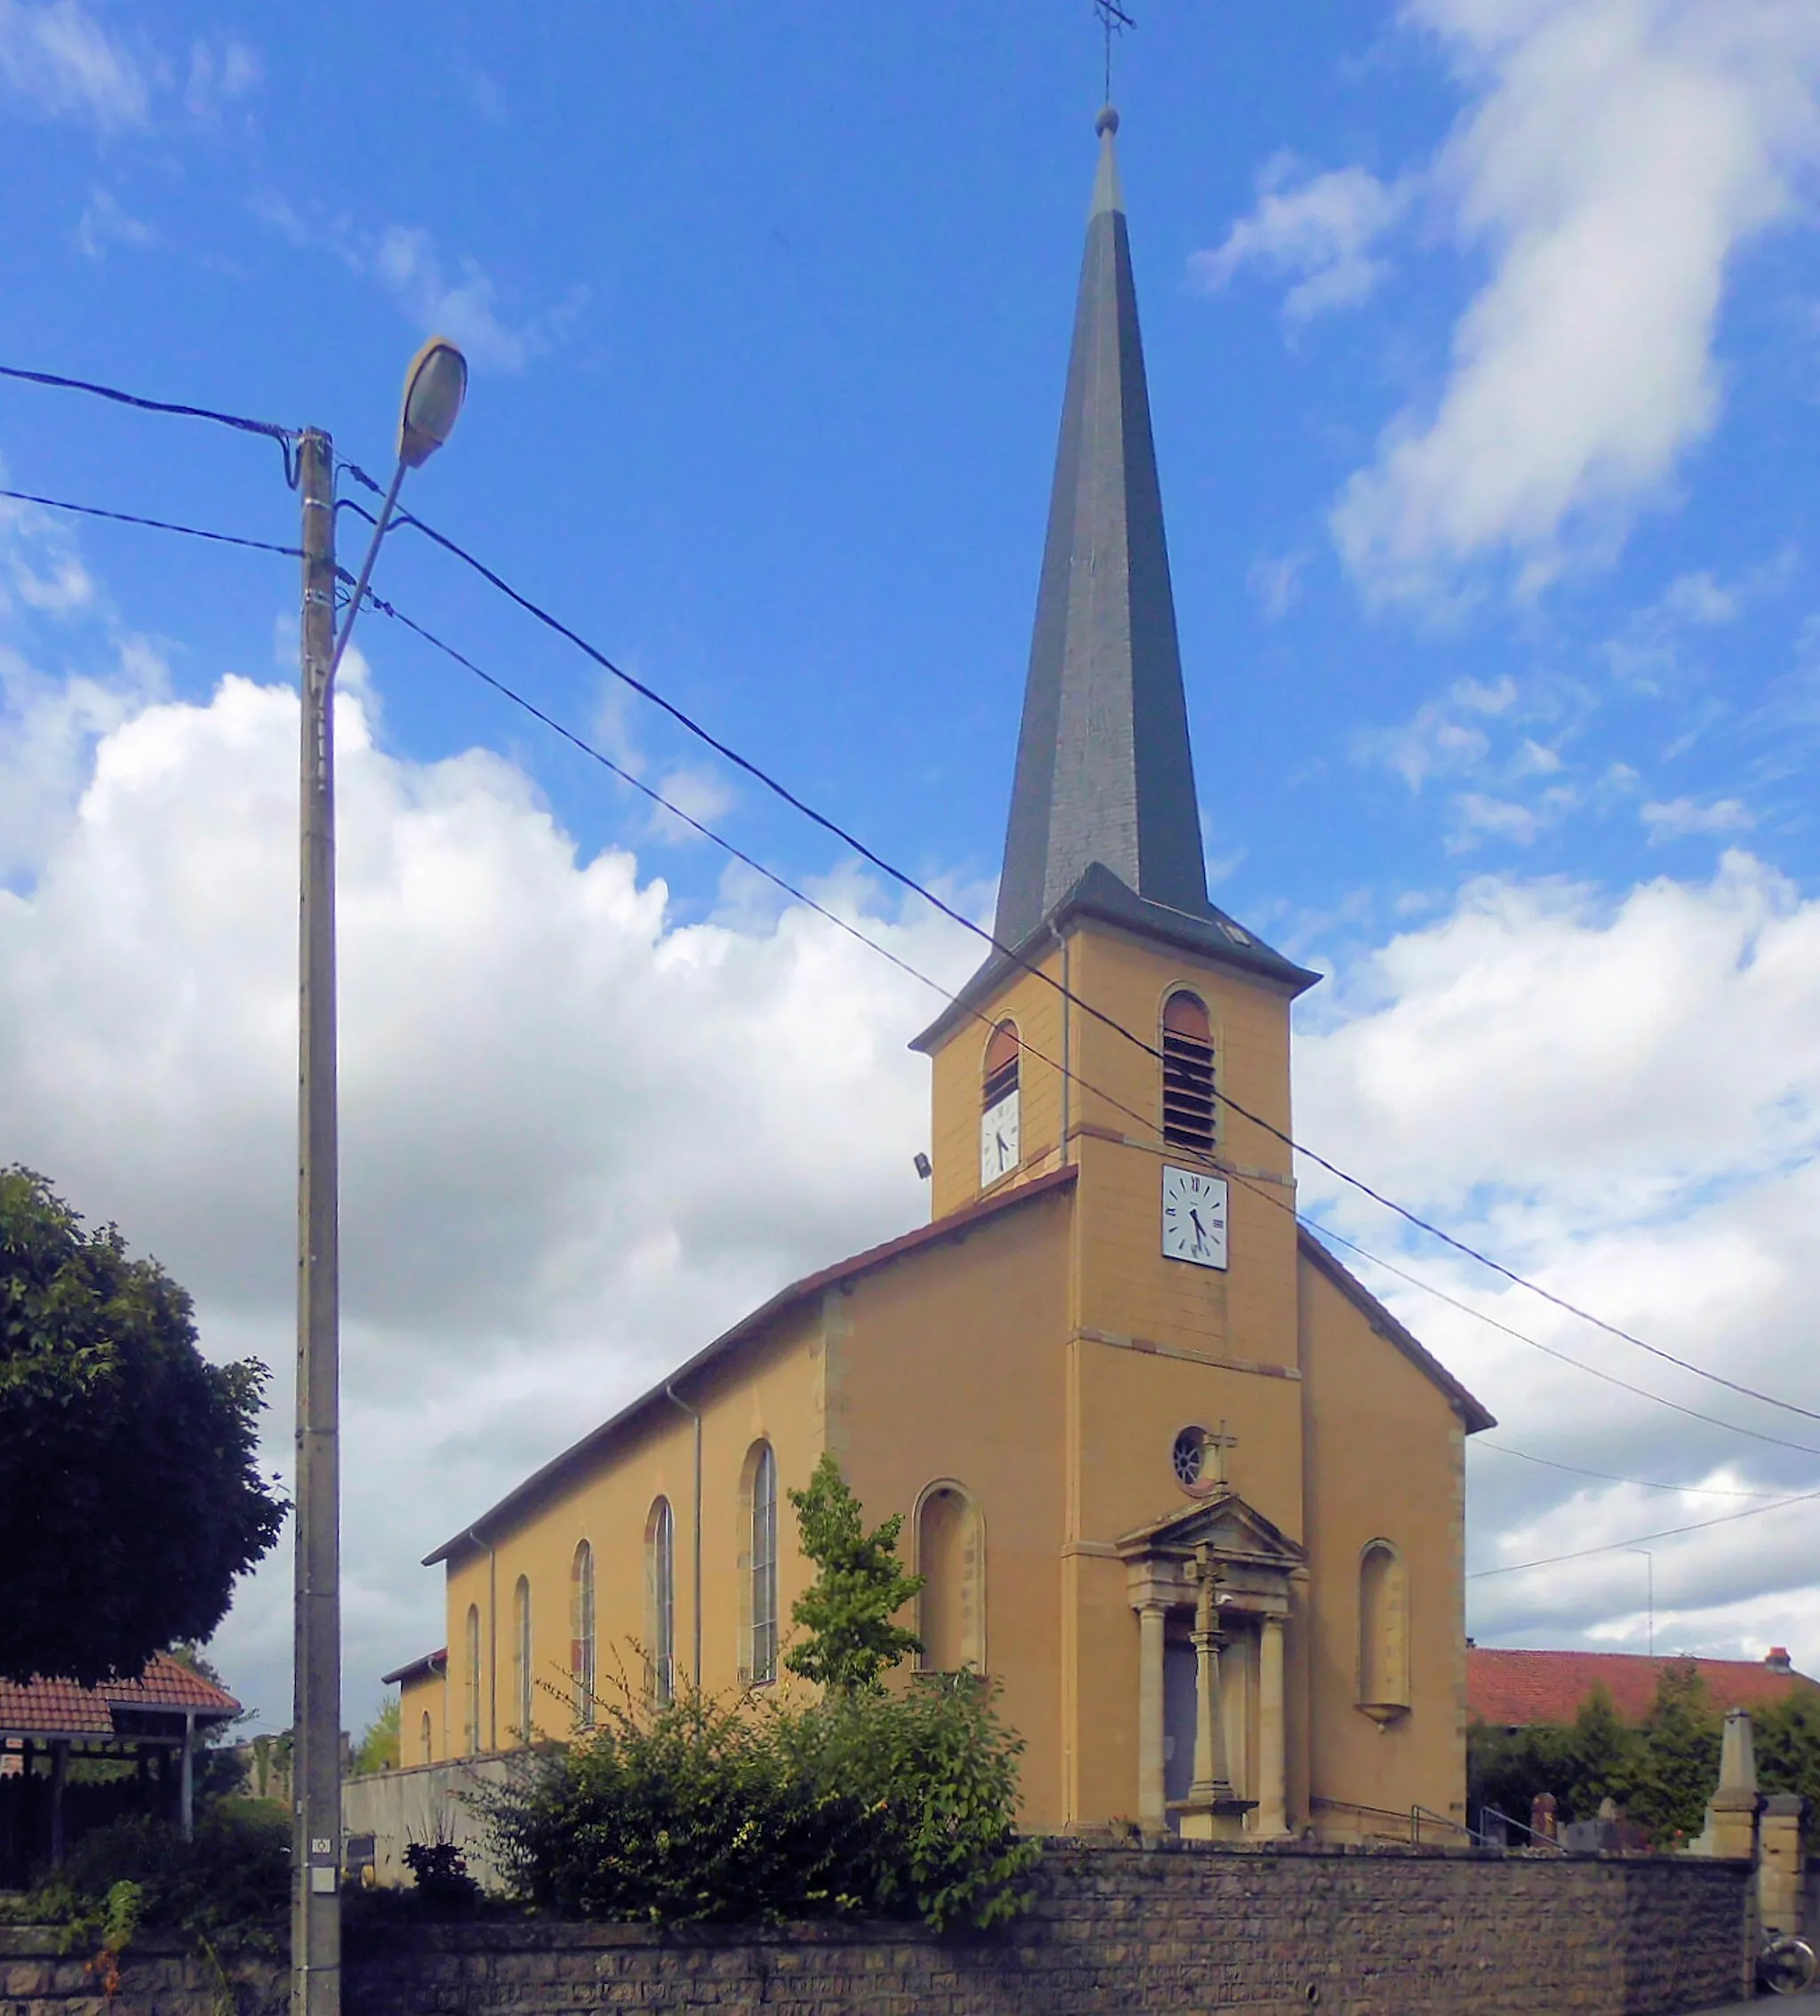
<box><xmin>398</xmin><ymin>337</ymin><xmax>467</xmax><ymax>469</ymax></box>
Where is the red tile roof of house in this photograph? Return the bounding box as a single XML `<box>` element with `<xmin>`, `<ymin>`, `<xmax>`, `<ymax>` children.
<box><xmin>1468</xmin><ymin>1645</ymin><xmax>1818</xmax><ymax>1727</ymax></box>
<box><xmin>0</xmin><ymin>1654</ymin><xmax>240</xmax><ymax>1739</ymax></box>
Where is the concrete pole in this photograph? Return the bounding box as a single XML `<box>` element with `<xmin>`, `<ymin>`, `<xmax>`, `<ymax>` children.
<box><xmin>1137</xmin><ymin>1602</ymin><xmax>1167</xmax><ymax>1830</ymax></box>
<box><xmin>291</xmin><ymin>427</ymin><xmax>342</xmax><ymax>2016</ymax></box>
<box><xmin>179</xmin><ymin>1712</ymin><xmax>196</xmax><ymax>1842</ymax></box>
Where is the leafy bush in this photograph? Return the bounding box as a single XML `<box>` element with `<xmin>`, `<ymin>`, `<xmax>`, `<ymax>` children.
<box><xmin>485</xmin><ymin>1676</ymin><xmax>1037</xmax><ymax>1932</ymax></box>
<box><xmin>402</xmin><ymin>1837</ymin><xmax>483</xmax><ymax>1912</ymax></box>
<box><xmin>25</xmin><ymin>1806</ymin><xmax>290</xmax><ymax>1948</ymax></box>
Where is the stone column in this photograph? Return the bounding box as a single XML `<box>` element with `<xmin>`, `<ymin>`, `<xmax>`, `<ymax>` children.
<box><xmin>1176</xmin><ymin>1545</ymin><xmax>1254</xmax><ymax>1842</ymax></box>
<box><xmin>1256</xmin><ymin>1612</ymin><xmax>1289</xmax><ymax>1837</ymax></box>
<box><xmin>1694</xmin><ymin>1708</ymin><xmax>1761</xmax><ymax>1861</ymax></box>
<box><xmin>1137</xmin><ymin>1601</ymin><xmax>1167</xmax><ymax>1832</ymax></box>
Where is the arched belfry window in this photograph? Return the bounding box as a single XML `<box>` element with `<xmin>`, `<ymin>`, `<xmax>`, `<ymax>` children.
<box><xmin>916</xmin><ymin>1484</ymin><xmax>985</xmax><ymax>1674</ymax></box>
<box><xmin>512</xmin><ymin>1576</ymin><xmax>533</xmax><ymax>1744</ymax></box>
<box><xmin>982</xmin><ymin>1021</ymin><xmax>1020</xmax><ymax>1108</ymax></box>
<box><xmin>464</xmin><ymin>1603</ymin><xmax>483</xmax><ymax>1756</ymax></box>
<box><xmin>1358</xmin><ymin>1540</ymin><xmax>1410</xmax><ymax>1719</ymax></box>
<box><xmin>647</xmin><ymin>1497</ymin><xmax>676</xmax><ymax>1706</ymax></box>
<box><xmin>743</xmin><ymin>1443</ymin><xmax>778</xmax><ymax>1686</ymax></box>
<box><xmin>571</xmin><ymin>1540</ymin><xmax>596</xmax><ymax>1729</ymax></box>
<box><xmin>1161</xmin><ymin>991</ymin><xmax>1216</xmax><ymax>1153</ymax></box>
<box><xmin>979</xmin><ymin>1021</ymin><xmax>1022</xmax><ymax>1186</ymax></box>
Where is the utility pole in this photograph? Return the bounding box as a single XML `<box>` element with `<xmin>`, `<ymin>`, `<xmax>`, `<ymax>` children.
<box><xmin>293</xmin><ymin>425</ymin><xmax>341</xmax><ymax>2016</ymax></box>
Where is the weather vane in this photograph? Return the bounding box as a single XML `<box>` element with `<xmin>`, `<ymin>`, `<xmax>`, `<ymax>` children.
<box><xmin>1096</xmin><ymin>0</ymin><xmax>1135</xmax><ymax>104</ymax></box>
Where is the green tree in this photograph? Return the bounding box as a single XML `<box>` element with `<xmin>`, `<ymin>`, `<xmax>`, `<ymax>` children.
<box><xmin>1559</xmin><ymin>1685</ymin><xmax>1648</xmax><ymax>1819</ymax></box>
<box><xmin>1631</xmin><ymin>1660</ymin><xmax>1721</xmax><ymax>1843</ymax></box>
<box><xmin>0</xmin><ymin>1167</ymin><xmax>288</xmax><ymax>1684</ymax></box>
<box><xmin>784</xmin><ymin>1453</ymin><xmax>922</xmax><ymax>1693</ymax></box>
<box><xmin>1753</xmin><ymin>1692</ymin><xmax>1820</xmax><ymax>1845</ymax></box>
<box><xmin>354</xmin><ymin>1697</ymin><xmax>402</xmax><ymax>1775</ymax></box>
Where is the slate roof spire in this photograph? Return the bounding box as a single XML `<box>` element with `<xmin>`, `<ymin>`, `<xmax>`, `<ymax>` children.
<box><xmin>993</xmin><ymin>103</ymin><xmax>1209</xmax><ymax>948</ymax></box>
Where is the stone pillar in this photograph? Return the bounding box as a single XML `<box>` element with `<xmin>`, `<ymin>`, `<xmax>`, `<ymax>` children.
<box><xmin>1759</xmin><ymin>1793</ymin><xmax>1805</xmax><ymax>1939</ymax></box>
<box><xmin>1256</xmin><ymin>1612</ymin><xmax>1289</xmax><ymax>1837</ymax></box>
<box><xmin>1175</xmin><ymin>1545</ymin><xmax>1254</xmax><ymax>1841</ymax></box>
<box><xmin>1137</xmin><ymin>1601</ymin><xmax>1167</xmax><ymax>1832</ymax></box>
<box><xmin>1695</xmin><ymin>1708</ymin><xmax>1760</xmax><ymax>1861</ymax></box>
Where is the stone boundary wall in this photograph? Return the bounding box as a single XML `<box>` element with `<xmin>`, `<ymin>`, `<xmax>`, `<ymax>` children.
<box><xmin>343</xmin><ymin>1758</ymin><xmax>510</xmax><ymax>1891</ymax></box>
<box><xmin>0</xmin><ymin>1842</ymin><xmax>1753</xmax><ymax>2016</ymax></box>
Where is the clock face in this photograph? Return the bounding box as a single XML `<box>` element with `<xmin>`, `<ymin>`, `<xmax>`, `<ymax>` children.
<box><xmin>1161</xmin><ymin>1165</ymin><xmax>1228</xmax><ymax>1269</ymax></box>
<box><xmin>979</xmin><ymin>1091</ymin><xmax>1020</xmax><ymax>1187</ymax></box>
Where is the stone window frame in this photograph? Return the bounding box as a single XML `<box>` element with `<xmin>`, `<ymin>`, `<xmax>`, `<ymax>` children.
<box><xmin>645</xmin><ymin>1495</ymin><xmax>677</xmax><ymax>1706</ymax></box>
<box><xmin>913</xmin><ymin>1477</ymin><xmax>987</xmax><ymax>1676</ymax></box>
<box><xmin>511</xmin><ymin>1574</ymin><xmax>533</xmax><ymax>1745</ymax></box>
<box><xmin>571</xmin><ymin>1538</ymin><xmax>597</xmax><ymax>1730</ymax></box>
<box><xmin>1356</xmin><ymin>1536</ymin><xmax>1411</xmax><ymax>1720</ymax></box>
<box><xmin>738</xmin><ymin>1440</ymin><xmax>779</xmax><ymax>1688</ymax></box>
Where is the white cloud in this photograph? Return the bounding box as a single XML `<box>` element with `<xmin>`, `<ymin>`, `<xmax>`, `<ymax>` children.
<box><xmin>1640</xmin><ymin>794</ymin><xmax>1755</xmax><ymax>841</ymax></box>
<box><xmin>0</xmin><ymin>666</ymin><xmax>977</xmax><ymax>1728</ymax></box>
<box><xmin>0</xmin><ymin>0</ymin><xmax>148</xmax><ymax>128</ymax></box>
<box><xmin>1334</xmin><ymin>0</ymin><xmax>1820</xmax><ymax>601</ymax></box>
<box><xmin>183</xmin><ymin>36</ymin><xmax>259</xmax><ymax>119</ymax></box>
<box><xmin>1248</xmin><ymin>551</ymin><xmax>1308</xmax><ymax>621</ymax></box>
<box><xmin>76</xmin><ymin>186</ymin><xmax>153</xmax><ymax>259</ymax></box>
<box><xmin>1193</xmin><ymin>157</ymin><xmax>1414</xmax><ymax>321</ymax></box>
<box><xmin>1297</xmin><ymin>851</ymin><xmax>1820</xmax><ymax>1662</ymax></box>
<box><xmin>371</xmin><ymin>225</ymin><xmax>537</xmax><ymax>374</ymax></box>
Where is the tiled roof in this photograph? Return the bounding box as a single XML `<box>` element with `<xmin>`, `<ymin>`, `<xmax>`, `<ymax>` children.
<box><xmin>1467</xmin><ymin>1646</ymin><xmax>1817</xmax><ymax>1727</ymax></box>
<box><xmin>0</xmin><ymin>1654</ymin><xmax>240</xmax><ymax>1739</ymax></box>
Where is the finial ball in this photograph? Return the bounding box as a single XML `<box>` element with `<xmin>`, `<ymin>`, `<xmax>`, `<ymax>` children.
<box><xmin>1096</xmin><ymin>103</ymin><xmax>1120</xmax><ymax>138</ymax></box>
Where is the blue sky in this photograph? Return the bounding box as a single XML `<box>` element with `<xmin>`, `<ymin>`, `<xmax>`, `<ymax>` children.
<box><xmin>5</xmin><ymin>0</ymin><xmax>1820</xmax><ymax>1729</ymax></box>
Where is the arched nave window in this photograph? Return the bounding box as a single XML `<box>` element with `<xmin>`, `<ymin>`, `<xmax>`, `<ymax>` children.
<box><xmin>571</xmin><ymin>1539</ymin><xmax>596</xmax><ymax>1729</ymax></box>
<box><xmin>1161</xmin><ymin>990</ymin><xmax>1216</xmax><ymax>1153</ymax></box>
<box><xmin>743</xmin><ymin>1442</ymin><xmax>778</xmax><ymax>1686</ymax></box>
<box><xmin>464</xmin><ymin>1603</ymin><xmax>483</xmax><ymax>1756</ymax></box>
<box><xmin>419</xmin><ymin>1710</ymin><xmax>433</xmax><ymax>1766</ymax></box>
<box><xmin>647</xmin><ymin>1497</ymin><xmax>676</xmax><ymax>1706</ymax></box>
<box><xmin>916</xmin><ymin>1483</ymin><xmax>985</xmax><ymax>1674</ymax></box>
<box><xmin>1358</xmin><ymin>1540</ymin><xmax>1410</xmax><ymax>1716</ymax></box>
<box><xmin>511</xmin><ymin>1575</ymin><xmax>533</xmax><ymax>1744</ymax></box>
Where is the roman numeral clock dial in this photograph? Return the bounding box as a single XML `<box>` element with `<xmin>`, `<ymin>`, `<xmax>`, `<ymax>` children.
<box><xmin>1161</xmin><ymin>1165</ymin><xmax>1229</xmax><ymax>1270</ymax></box>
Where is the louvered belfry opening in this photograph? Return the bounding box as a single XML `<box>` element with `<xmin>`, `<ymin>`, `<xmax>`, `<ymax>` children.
<box><xmin>1161</xmin><ymin>991</ymin><xmax>1216</xmax><ymax>1153</ymax></box>
<box><xmin>982</xmin><ymin>1020</ymin><xmax>1020</xmax><ymax>1108</ymax></box>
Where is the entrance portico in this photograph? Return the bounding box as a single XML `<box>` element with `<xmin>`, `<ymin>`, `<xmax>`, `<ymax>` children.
<box><xmin>1121</xmin><ymin>1491</ymin><xmax>1304</xmax><ymax>1839</ymax></box>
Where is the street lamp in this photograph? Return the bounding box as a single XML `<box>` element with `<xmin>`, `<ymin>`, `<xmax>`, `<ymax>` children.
<box><xmin>292</xmin><ymin>336</ymin><xmax>467</xmax><ymax>2016</ymax></box>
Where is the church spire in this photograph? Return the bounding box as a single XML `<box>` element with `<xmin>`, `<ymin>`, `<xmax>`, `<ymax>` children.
<box><xmin>993</xmin><ymin>104</ymin><xmax>1209</xmax><ymax>949</ymax></box>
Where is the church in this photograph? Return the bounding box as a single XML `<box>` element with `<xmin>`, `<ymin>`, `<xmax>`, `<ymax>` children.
<box><xmin>387</xmin><ymin>107</ymin><xmax>1493</xmax><ymax>1844</ymax></box>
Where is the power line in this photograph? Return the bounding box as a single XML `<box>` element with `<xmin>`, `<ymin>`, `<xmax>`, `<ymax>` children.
<box><xmin>1466</xmin><ymin>1484</ymin><xmax>1820</xmax><ymax>1580</ymax></box>
<box><xmin>1473</xmin><ymin>1441</ymin><xmax>1785</xmax><ymax>1500</ymax></box>
<box><xmin>3</xmin><ymin>367</ymin><xmax>1806</xmax><ymax>1430</ymax></box>
<box><xmin>0</xmin><ymin>362</ymin><xmax>298</xmax><ymax>480</ymax></box>
<box><xmin>351</xmin><ymin>556</ymin><xmax>1820</xmax><ymax>1487</ymax></box>
<box><xmin>346</xmin><ymin>464</ymin><xmax>1820</xmax><ymax>1435</ymax></box>
<box><xmin>1303</xmin><ymin>1214</ymin><xmax>1820</xmax><ymax>1460</ymax></box>
<box><xmin>0</xmin><ymin>470</ymin><xmax>1800</xmax><ymax>1508</ymax></box>
<box><xmin>0</xmin><ymin>485</ymin><xmax>303</xmax><ymax>561</ymax></box>
<box><xmin>6</xmin><ymin>446</ymin><xmax>1812</xmax><ymax>1461</ymax></box>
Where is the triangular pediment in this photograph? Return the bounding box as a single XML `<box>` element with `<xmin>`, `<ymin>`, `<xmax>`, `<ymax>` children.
<box><xmin>1116</xmin><ymin>1488</ymin><xmax>1306</xmax><ymax>1569</ymax></box>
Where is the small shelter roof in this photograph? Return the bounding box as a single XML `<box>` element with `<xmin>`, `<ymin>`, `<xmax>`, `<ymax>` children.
<box><xmin>0</xmin><ymin>1653</ymin><xmax>239</xmax><ymax>1742</ymax></box>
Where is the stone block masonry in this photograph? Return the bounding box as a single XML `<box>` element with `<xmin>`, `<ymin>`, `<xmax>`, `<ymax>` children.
<box><xmin>0</xmin><ymin>1840</ymin><xmax>1754</xmax><ymax>2016</ymax></box>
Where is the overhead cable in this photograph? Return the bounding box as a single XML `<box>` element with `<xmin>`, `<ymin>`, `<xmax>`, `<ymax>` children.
<box><xmin>0</xmin><ymin>485</ymin><xmax>304</xmax><ymax>561</ymax></box>
<box><xmin>1466</xmin><ymin>1484</ymin><xmax>1820</xmax><ymax>1579</ymax></box>
<box><xmin>346</xmin><ymin>462</ymin><xmax>1820</xmax><ymax>1433</ymax></box>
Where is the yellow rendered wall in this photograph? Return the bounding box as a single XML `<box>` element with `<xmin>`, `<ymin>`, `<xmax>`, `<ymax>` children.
<box><xmin>836</xmin><ymin>1184</ymin><xmax>1073</xmax><ymax>1833</ymax></box>
<box><xmin>397</xmin><ymin>1671</ymin><xmax>445</xmax><ymax>1768</ymax></box>
<box><xmin>1298</xmin><ymin>1252</ymin><xmax>1470</xmax><ymax>1836</ymax></box>
<box><xmin>928</xmin><ymin>945</ymin><xmax>1068</xmax><ymax>1220</ymax></box>
<box><xmin>424</xmin><ymin>1309</ymin><xmax>828</xmax><ymax>1764</ymax></box>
